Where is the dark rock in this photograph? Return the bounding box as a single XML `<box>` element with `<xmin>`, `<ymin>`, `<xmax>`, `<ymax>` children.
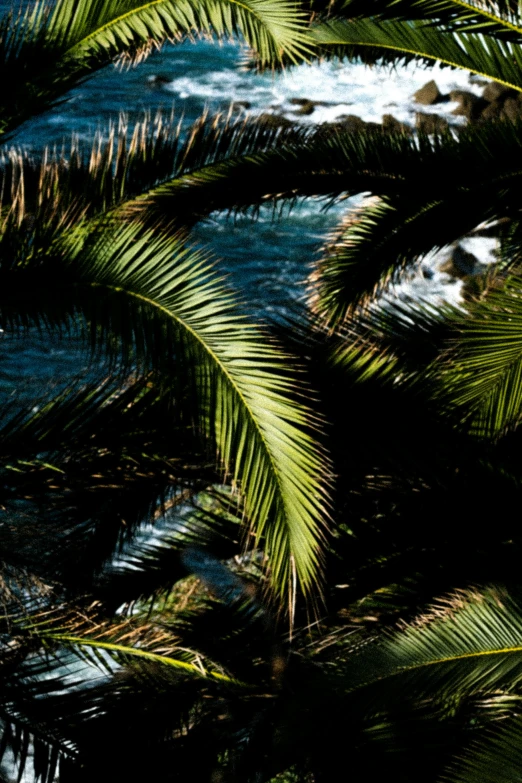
<box><xmin>439</xmin><ymin>244</ymin><xmax>488</xmax><ymax>279</ymax></box>
<box><xmin>231</xmin><ymin>101</ymin><xmax>251</xmax><ymax>111</ymax></box>
<box><xmin>258</xmin><ymin>113</ymin><xmax>294</xmax><ymax>129</ymax></box>
<box><xmin>291</xmin><ymin>100</ymin><xmax>316</xmax><ymax>116</ymax></box>
<box><xmin>450</xmin><ymin>90</ymin><xmax>488</xmax><ymax>121</ymax></box>
<box><xmin>452</xmin><ymin>245</ymin><xmax>484</xmax><ymax>276</ymax></box>
<box><xmin>469</xmin><ymin>75</ymin><xmax>490</xmax><ymax>87</ymax></box>
<box><xmin>413</xmin><ymin>80</ymin><xmax>445</xmax><ymax>105</ymax></box>
<box><xmin>501</xmin><ymin>97</ymin><xmax>522</xmax><ymax>122</ymax></box>
<box><xmin>482</xmin><ymin>81</ymin><xmax>517</xmax><ymax>102</ymax></box>
<box><xmin>365</xmin><ymin>121</ymin><xmax>382</xmax><ymax>131</ymax></box>
<box><xmin>336</xmin><ymin>114</ymin><xmax>368</xmax><ymax>132</ymax></box>
<box><xmin>479</xmin><ymin>99</ymin><xmax>504</xmax><ymax>122</ymax></box>
<box><xmin>382</xmin><ymin>114</ymin><xmax>412</xmax><ymax>134</ymax></box>
<box><xmin>146</xmin><ymin>74</ymin><xmax>172</xmax><ymax>86</ymax></box>
<box><xmin>415</xmin><ymin>113</ymin><xmax>449</xmax><ymax>133</ymax></box>
<box><xmin>289</xmin><ymin>97</ymin><xmax>315</xmax><ymax>106</ymax></box>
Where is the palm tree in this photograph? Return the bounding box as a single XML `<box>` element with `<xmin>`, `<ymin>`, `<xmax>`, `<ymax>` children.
<box><xmin>5</xmin><ymin>1</ymin><xmax>522</xmax><ymax>781</ymax></box>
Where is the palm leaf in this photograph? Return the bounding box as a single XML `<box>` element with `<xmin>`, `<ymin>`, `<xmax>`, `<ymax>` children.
<box><xmin>337</xmin><ymin>0</ymin><xmax>522</xmax><ymax>41</ymax></box>
<box><xmin>125</xmin><ymin>116</ymin><xmax>522</xmax><ymax>241</ymax></box>
<box><xmin>311</xmin><ymin>14</ymin><xmax>522</xmax><ymax>86</ymax></box>
<box><xmin>0</xmin><ymin>221</ymin><xmax>330</xmax><ymax>606</ymax></box>
<box><xmin>338</xmin><ymin>588</ymin><xmax>522</xmax><ymax>706</ymax></box>
<box><xmin>442</xmin><ymin>714</ymin><xmax>522</xmax><ymax>783</ymax></box>
<box><xmin>0</xmin><ymin>113</ymin><xmax>306</xmax><ymax>239</ymax></box>
<box><xmin>433</xmin><ymin>273</ymin><xmax>522</xmax><ymax>438</ymax></box>
<box><xmin>51</xmin><ymin>0</ymin><xmax>312</xmax><ymax>67</ymax></box>
<box><xmin>0</xmin><ymin>0</ymin><xmax>312</xmax><ymax>137</ymax></box>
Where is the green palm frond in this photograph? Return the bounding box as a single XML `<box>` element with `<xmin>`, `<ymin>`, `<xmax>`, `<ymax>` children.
<box><xmin>442</xmin><ymin>714</ymin><xmax>522</xmax><ymax>783</ymax></box>
<box><xmin>433</xmin><ymin>273</ymin><xmax>522</xmax><ymax>438</ymax></box>
<box><xmin>0</xmin><ymin>0</ymin><xmax>312</xmax><ymax>137</ymax></box>
<box><xmin>0</xmin><ymin>221</ymin><xmax>330</xmax><ymax>606</ymax></box>
<box><xmin>339</xmin><ymin>0</ymin><xmax>522</xmax><ymax>40</ymax></box>
<box><xmin>50</xmin><ymin>0</ymin><xmax>312</xmax><ymax>67</ymax></box>
<box><xmin>311</xmin><ymin>13</ymin><xmax>522</xmax><ymax>85</ymax></box>
<box><xmin>339</xmin><ymin>587</ymin><xmax>522</xmax><ymax>705</ymax></box>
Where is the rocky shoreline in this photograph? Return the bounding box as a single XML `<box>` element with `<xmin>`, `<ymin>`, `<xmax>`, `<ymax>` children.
<box><xmin>254</xmin><ymin>76</ymin><xmax>522</xmax><ymax>135</ymax></box>
<box><xmin>249</xmin><ymin>76</ymin><xmax>510</xmax><ymax>300</ymax></box>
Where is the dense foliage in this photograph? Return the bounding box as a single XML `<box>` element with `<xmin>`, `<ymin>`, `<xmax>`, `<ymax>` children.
<box><xmin>3</xmin><ymin>1</ymin><xmax>522</xmax><ymax>781</ymax></box>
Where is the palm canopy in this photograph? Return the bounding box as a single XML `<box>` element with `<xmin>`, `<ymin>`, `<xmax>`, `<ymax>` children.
<box><xmin>5</xmin><ymin>0</ymin><xmax>522</xmax><ymax>780</ymax></box>
<box><xmin>7</xmin><ymin>579</ymin><xmax>522</xmax><ymax>782</ymax></box>
<box><xmin>0</xmin><ymin>210</ymin><xmax>331</xmax><ymax>603</ymax></box>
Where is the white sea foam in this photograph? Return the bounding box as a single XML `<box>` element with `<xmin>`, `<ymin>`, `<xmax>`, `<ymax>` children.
<box><xmin>165</xmin><ymin>57</ymin><xmax>484</xmax><ymax>127</ymax></box>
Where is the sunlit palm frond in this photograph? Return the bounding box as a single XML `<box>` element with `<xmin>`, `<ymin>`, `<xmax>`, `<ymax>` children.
<box><xmin>338</xmin><ymin>587</ymin><xmax>522</xmax><ymax>706</ymax></box>
<box><xmin>311</xmin><ymin>13</ymin><xmax>522</xmax><ymax>85</ymax></box>
<box><xmin>0</xmin><ymin>221</ymin><xmax>330</xmax><ymax>606</ymax></box>
<box><xmin>50</xmin><ymin>0</ymin><xmax>312</xmax><ymax>68</ymax></box>
<box><xmin>18</xmin><ymin>604</ymin><xmax>247</xmax><ymax>685</ymax></box>
<box><xmin>0</xmin><ymin>0</ymin><xmax>312</xmax><ymax>136</ymax></box>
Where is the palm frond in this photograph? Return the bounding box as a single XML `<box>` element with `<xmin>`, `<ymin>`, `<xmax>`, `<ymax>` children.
<box><xmin>433</xmin><ymin>272</ymin><xmax>522</xmax><ymax>438</ymax></box>
<box><xmin>0</xmin><ymin>221</ymin><xmax>330</xmax><ymax>606</ymax></box>
<box><xmin>311</xmin><ymin>14</ymin><xmax>522</xmax><ymax>85</ymax></box>
<box><xmin>0</xmin><ymin>113</ymin><xmax>306</xmax><ymax>241</ymax></box>
<box><xmin>339</xmin><ymin>587</ymin><xmax>522</xmax><ymax>705</ymax></box>
<box><xmin>51</xmin><ymin>0</ymin><xmax>312</xmax><ymax>67</ymax></box>
<box><xmin>94</xmin><ymin>497</ymin><xmax>246</xmax><ymax>610</ymax></box>
<box><xmin>442</xmin><ymin>714</ymin><xmax>522</xmax><ymax>783</ymax></box>
<box><xmin>125</xmin><ymin>116</ymin><xmax>522</xmax><ymax>243</ymax></box>
<box><xmin>338</xmin><ymin>0</ymin><xmax>522</xmax><ymax>41</ymax></box>
<box><xmin>0</xmin><ymin>0</ymin><xmax>312</xmax><ymax>136</ymax></box>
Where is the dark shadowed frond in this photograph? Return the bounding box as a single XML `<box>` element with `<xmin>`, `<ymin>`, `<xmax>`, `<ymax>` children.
<box><xmin>0</xmin><ymin>113</ymin><xmax>307</xmax><ymax>239</ymax></box>
<box><xmin>442</xmin><ymin>714</ymin><xmax>522</xmax><ymax>783</ymax></box>
<box><xmin>122</xmin><ymin>117</ymin><xmax>522</xmax><ymax>240</ymax></box>
<box><xmin>432</xmin><ymin>271</ymin><xmax>522</xmax><ymax>439</ymax></box>
<box><xmin>335</xmin><ymin>0</ymin><xmax>522</xmax><ymax>41</ymax></box>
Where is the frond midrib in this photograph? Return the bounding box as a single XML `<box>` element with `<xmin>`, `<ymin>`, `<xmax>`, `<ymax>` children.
<box><xmin>46</xmin><ymin>633</ymin><xmax>246</xmax><ymax>684</ymax></box>
<box><xmin>351</xmin><ymin>641</ymin><xmax>522</xmax><ymax>693</ymax></box>
<box><xmin>84</xmin><ymin>279</ymin><xmax>303</xmax><ymax>567</ymax></box>
<box><xmin>430</xmin><ymin>0</ymin><xmax>522</xmax><ymax>37</ymax></box>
